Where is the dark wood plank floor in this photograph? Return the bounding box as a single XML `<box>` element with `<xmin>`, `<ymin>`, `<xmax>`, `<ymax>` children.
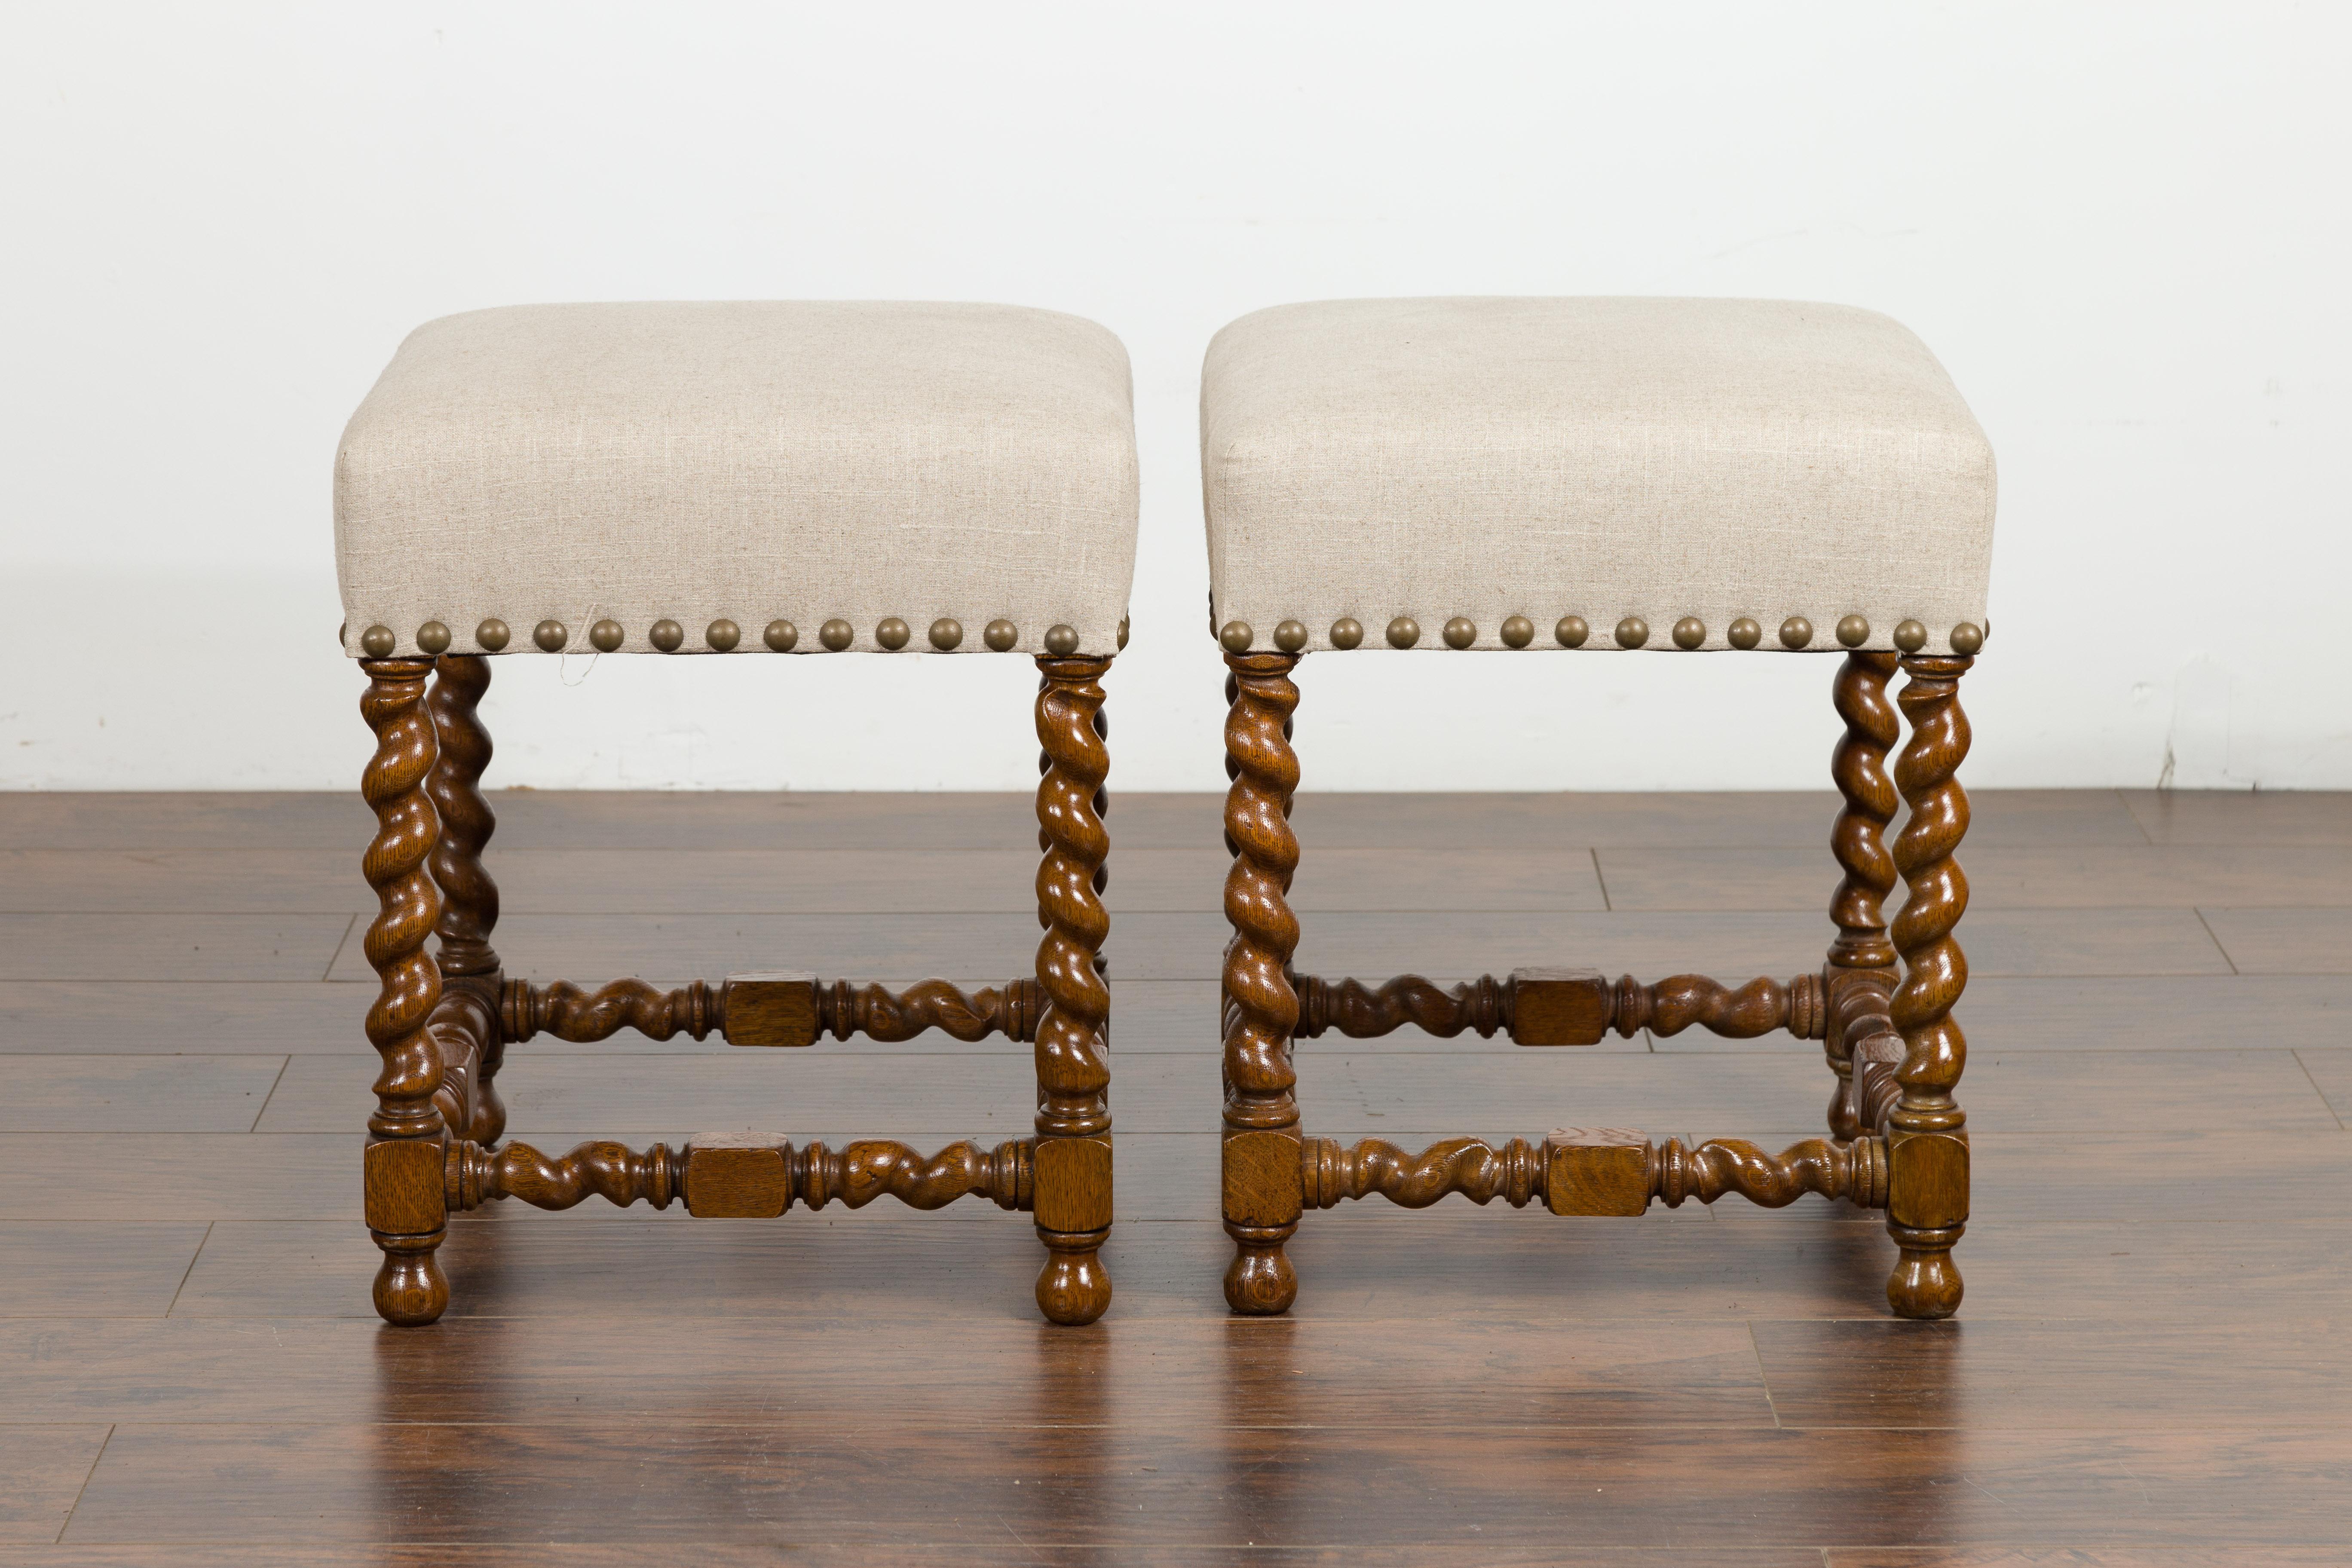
<box><xmin>1</xmin><ymin>787</ymin><xmax>2348</xmax><ymax>1565</ymax></box>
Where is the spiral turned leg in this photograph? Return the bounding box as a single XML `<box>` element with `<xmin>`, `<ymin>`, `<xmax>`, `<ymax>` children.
<box><xmin>1887</xmin><ymin>652</ymin><xmax>1974</xmax><ymax>1320</ymax></box>
<box><xmin>359</xmin><ymin>658</ymin><xmax>449</xmax><ymax>1326</ymax></box>
<box><xmin>1032</xmin><ymin>654</ymin><xmax>1114</xmax><ymax>1326</ymax></box>
<box><xmin>1220</xmin><ymin>652</ymin><xmax>1304</xmax><ymax>1314</ymax></box>
<box><xmin>425</xmin><ymin>653</ymin><xmax>506</xmax><ymax>1145</ymax></box>
<box><xmin>1825</xmin><ymin>650</ymin><xmax>1901</xmax><ymax>1139</ymax></box>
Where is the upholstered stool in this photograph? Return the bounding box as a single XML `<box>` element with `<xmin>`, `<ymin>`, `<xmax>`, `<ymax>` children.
<box><xmin>1203</xmin><ymin>298</ymin><xmax>1993</xmax><ymax>1320</ymax></box>
<box><xmin>337</xmin><ymin>303</ymin><xmax>1136</xmax><ymax>1326</ymax></box>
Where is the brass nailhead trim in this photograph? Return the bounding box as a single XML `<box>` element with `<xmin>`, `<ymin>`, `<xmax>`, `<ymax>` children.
<box><xmin>476</xmin><ymin>619</ymin><xmax>511</xmax><ymax>652</ymax></box>
<box><xmin>763</xmin><ymin>620</ymin><xmax>798</xmax><ymax>652</ymax></box>
<box><xmin>984</xmin><ymin>619</ymin><xmax>1018</xmax><ymax>652</ymax></box>
<box><xmin>1117</xmin><ymin>615</ymin><xmax>1130</xmax><ymax>650</ymax></box>
<box><xmin>929</xmin><ymin>618</ymin><xmax>964</xmax><ymax>650</ymax></box>
<box><xmin>1219</xmin><ymin>620</ymin><xmax>1254</xmax><ymax>653</ymax></box>
<box><xmin>649</xmin><ymin>619</ymin><xmax>685</xmax><ymax>652</ymax></box>
<box><xmin>1727</xmin><ymin>617</ymin><xmax>1762</xmax><ymax>650</ymax></box>
<box><xmin>1950</xmin><ymin>622</ymin><xmax>1984</xmax><ymax>655</ymax></box>
<box><xmin>819</xmin><ymin>618</ymin><xmax>854</xmax><ymax>652</ymax></box>
<box><xmin>1779</xmin><ymin>617</ymin><xmax>1813</xmax><ymax>649</ymax></box>
<box><xmin>1893</xmin><ymin>619</ymin><xmax>1928</xmax><ymax>653</ymax></box>
<box><xmin>1614</xmin><ymin>616</ymin><xmax>1649</xmax><ymax>649</ymax></box>
<box><xmin>1555</xmin><ymin>616</ymin><xmax>1589</xmax><ymax>648</ymax></box>
<box><xmin>1385</xmin><ymin>616</ymin><xmax>1420</xmax><ymax>649</ymax></box>
<box><xmin>1442</xmin><ymin>616</ymin><xmax>1476</xmax><ymax>649</ymax></box>
<box><xmin>360</xmin><ymin>624</ymin><xmax>396</xmax><ymax>657</ymax></box>
<box><xmin>1836</xmin><ymin>615</ymin><xmax>1871</xmax><ymax>649</ymax></box>
<box><xmin>705</xmin><ymin>619</ymin><xmax>741</xmax><ymax>652</ymax></box>
<box><xmin>588</xmin><ymin>619</ymin><xmax>625</xmax><ymax>653</ymax></box>
<box><xmin>1273</xmin><ymin>619</ymin><xmax>1309</xmax><ymax>653</ymax></box>
<box><xmin>416</xmin><ymin>621</ymin><xmax>451</xmax><ymax>655</ymax></box>
<box><xmin>1500</xmin><ymin>616</ymin><xmax>1534</xmax><ymax>648</ymax></box>
<box><xmin>1672</xmin><ymin>617</ymin><xmax>1705</xmax><ymax>650</ymax></box>
<box><xmin>876</xmin><ymin>617</ymin><xmax>911</xmax><ymax>650</ymax></box>
<box><xmin>1329</xmin><ymin>617</ymin><xmax>1364</xmax><ymax>650</ymax></box>
<box><xmin>1044</xmin><ymin>624</ymin><xmax>1080</xmax><ymax>656</ymax></box>
<box><xmin>533</xmin><ymin>620</ymin><xmax>568</xmax><ymax>652</ymax></box>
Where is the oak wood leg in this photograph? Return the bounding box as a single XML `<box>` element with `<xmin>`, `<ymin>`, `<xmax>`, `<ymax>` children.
<box><xmin>1825</xmin><ymin>650</ymin><xmax>1901</xmax><ymax>1139</ymax></box>
<box><xmin>359</xmin><ymin>658</ymin><xmax>449</xmax><ymax>1326</ymax></box>
<box><xmin>1887</xmin><ymin>652</ymin><xmax>1974</xmax><ymax>1319</ymax></box>
<box><xmin>1032</xmin><ymin>654</ymin><xmax>1113</xmax><ymax>1325</ymax></box>
<box><xmin>1220</xmin><ymin>652</ymin><xmax>1304</xmax><ymax>1314</ymax></box>
<box><xmin>425</xmin><ymin>653</ymin><xmax>505</xmax><ymax>1146</ymax></box>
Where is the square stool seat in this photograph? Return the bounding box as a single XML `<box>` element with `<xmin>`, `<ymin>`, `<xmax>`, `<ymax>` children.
<box><xmin>1203</xmin><ymin>297</ymin><xmax>1994</xmax><ymax>656</ymax></box>
<box><xmin>337</xmin><ymin>301</ymin><xmax>1140</xmax><ymax>660</ymax></box>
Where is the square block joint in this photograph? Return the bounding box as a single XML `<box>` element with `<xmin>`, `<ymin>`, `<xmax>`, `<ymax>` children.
<box><xmin>724</xmin><ymin>973</ymin><xmax>821</xmax><ymax>1049</ymax></box>
<box><xmin>1511</xmin><ymin>968</ymin><xmax>1611</xmax><ymax>1046</ymax></box>
<box><xmin>1545</xmin><ymin>1127</ymin><xmax>1652</xmax><ymax>1217</ymax></box>
<box><xmin>684</xmin><ymin>1133</ymin><xmax>790</xmax><ymax>1218</ymax></box>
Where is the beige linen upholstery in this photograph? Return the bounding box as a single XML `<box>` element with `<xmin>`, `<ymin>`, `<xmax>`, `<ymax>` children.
<box><xmin>337</xmin><ymin>302</ymin><xmax>1140</xmax><ymax>657</ymax></box>
<box><xmin>1201</xmin><ymin>298</ymin><xmax>1995</xmax><ymax>653</ymax></box>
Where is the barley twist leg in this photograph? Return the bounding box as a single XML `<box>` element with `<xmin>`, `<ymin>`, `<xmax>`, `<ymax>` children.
<box><xmin>1887</xmin><ymin>652</ymin><xmax>1974</xmax><ymax>1319</ymax></box>
<box><xmin>424</xmin><ymin>653</ymin><xmax>506</xmax><ymax>1145</ymax></box>
<box><xmin>359</xmin><ymin>658</ymin><xmax>448</xmax><ymax>1326</ymax></box>
<box><xmin>1825</xmin><ymin>650</ymin><xmax>1901</xmax><ymax>1138</ymax></box>
<box><xmin>1221</xmin><ymin>652</ymin><xmax>1304</xmax><ymax>1314</ymax></box>
<box><xmin>1032</xmin><ymin>654</ymin><xmax>1114</xmax><ymax>1325</ymax></box>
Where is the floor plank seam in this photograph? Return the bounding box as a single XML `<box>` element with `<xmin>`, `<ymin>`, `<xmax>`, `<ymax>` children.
<box><xmin>2190</xmin><ymin>907</ymin><xmax>2241</xmax><ymax>974</ymax></box>
<box><xmin>244</xmin><ymin>1059</ymin><xmax>292</xmax><ymax>1133</ymax></box>
<box><xmin>2291</xmin><ymin>1050</ymin><xmax>2348</xmax><ymax>1131</ymax></box>
<box><xmin>161</xmin><ymin>1221</ymin><xmax>213</xmax><ymax>1318</ymax></box>
<box><xmin>318</xmin><ymin>913</ymin><xmax>358</xmax><ymax>982</ymax></box>
<box><xmin>53</xmin><ymin>1423</ymin><xmax>113</xmax><ymax>1546</ymax></box>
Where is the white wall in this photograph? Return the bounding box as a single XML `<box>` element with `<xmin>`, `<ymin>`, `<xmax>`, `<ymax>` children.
<box><xmin>4</xmin><ymin>3</ymin><xmax>2346</xmax><ymax>792</ymax></box>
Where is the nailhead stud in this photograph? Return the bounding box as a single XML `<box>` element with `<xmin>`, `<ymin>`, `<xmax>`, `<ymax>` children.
<box><xmin>476</xmin><ymin>618</ymin><xmax>511</xmax><ymax>652</ymax></box>
<box><xmin>1219</xmin><ymin>620</ymin><xmax>1254</xmax><ymax>653</ymax></box>
<box><xmin>1386</xmin><ymin>616</ymin><xmax>1420</xmax><ymax>649</ymax></box>
<box><xmin>705</xmin><ymin>619</ymin><xmax>741</xmax><ymax>651</ymax></box>
<box><xmin>1330</xmin><ymin>617</ymin><xmax>1364</xmax><ymax>650</ymax></box>
<box><xmin>819</xmin><ymin>618</ymin><xmax>854</xmax><ymax>651</ymax></box>
<box><xmin>1555</xmin><ymin>616</ymin><xmax>1589</xmax><ymax>648</ymax></box>
<box><xmin>929</xmin><ymin>617</ymin><xmax>963</xmax><ymax>650</ymax></box>
<box><xmin>1045</xmin><ymin>623</ymin><xmax>1080</xmax><ymax>655</ymax></box>
<box><xmin>1672</xmin><ymin>616</ymin><xmax>1705</xmax><ymax>650</ymax></box>
<box><xmin>1118</xmin><ymin>615</ymin><xmax>1130</xmax><ymax>650</ymax></box>
<box><xmin>1779</xmin><ymin>616</ymin><xmax>1813</xmax><ymax>649</ymax></box>
<box><xmin>533</xmin><ymin>619</ymin><xmax>568</xmax><ymax>652</ymax></box>
<box><xmin>876</xmin><ymin>617</ymin><xmax>911</xmax><ymax>650</ymax></box>
<box><xmin>1893</xmin><ymin>619</ymin><xmax>1928</xmax><ymax>653</ymax></box>
<box><xmin>763</xmin><ymin>619</ymin><xmax>798</xmax><ymax>652</ymax></box>
<box><xmin>416</xmin><ymin>621</ymin><xmax>451</xmax><ymax>655</ymax></box>
<box><xmin>360</xmin><ymin>624</ymin><xmax>396</xmax><ymax>657</ymax></box>
<box><xmin>338</xmin><ymin>622</ymin><xmax>347</xmax><ymax>646</ymax></box>
<box><xmin>1950</xmin><ymin>622</ymin><xmax>1985</xmax><ymax>655</ymax></box>
<box><xmin>589</xmin><ymin>619</ymin><xmax>625</xmax><ymax>652</ymax></box>
<box><xmin>1727</xmin><ymin>617</ymin><xmax>1762</xmax><ymax>650</ymax></box>
<box><xmin>1614</xmin><ymin>616</ymin><xmax>1649</xmax><ymax>649</ymax></box>
<box><xmin>1500</xmin><ymin>615</ymin><xmax>1534</xmax><ymax>648</ymax></box>
<box><xmin>1274</xmin><ymin>619</ymin><xmax>1308</xmax><ymax>653</ymax></box>
<box><xmin>1836</xmin><ymin>615</ymin><xmax>1870</xmax><ymax>649</ymax></box>
<box><xmin>1442</xmin><ymin>616</ymin><xmax>1477</xmax><ymax>649</ymax></box>
<box><xmin>649</xmin><ymin>619</ymin><xmax>685</xmax><ymax>652</ymax></box>
<box><xmin>984</xmin><ymin>619</ymin><xmax>1018</xmax><ymax>652</ymax></box>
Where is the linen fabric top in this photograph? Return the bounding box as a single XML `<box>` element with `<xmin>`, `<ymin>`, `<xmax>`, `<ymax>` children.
<box><xmin>1200</xmin><ymin>297</ymin><xmax>1995</xmax><ymax>653</ymax></box>
<box><xmin>336</xmin><ymin>301</ymin><xmax>1141</xmax><ymax>658</ymax></box>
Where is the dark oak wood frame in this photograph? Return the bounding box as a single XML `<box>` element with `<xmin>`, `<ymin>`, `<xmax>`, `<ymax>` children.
<box><xmin>358</xmin><ymin>652</ymin><xmax>1116</xmax><ymax>1326</ymax></box>
<box><xmin>1218</xmin><ymin>648</ymin><xmax>1975</xmax><ymax>1319</ymax></box>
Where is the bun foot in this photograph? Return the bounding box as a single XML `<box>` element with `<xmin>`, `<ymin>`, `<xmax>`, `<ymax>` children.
<box><xmin>1887</xmin><ymin>1238</ymin><xmax>1963</xmax><ymax>1320</ymax></box>
<box><xmin>372</xmin><ymin>1233</ymin><xmax>448</xmax><ymax>1326</ymax></box>
<box><xmin>1223</xmin><ymin>1221</ymin><xmax>1298</xmax><ymax>1315</ymax></box>
<box><xmin>1036</xmin><ymin>1227</ymin><xmax>1112</xmax><ymax>1326</ymax></box>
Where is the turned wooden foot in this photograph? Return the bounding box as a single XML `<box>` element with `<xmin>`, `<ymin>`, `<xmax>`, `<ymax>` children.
<box><xmin>371</xmin><ymin>1231</ymin><xmax>448</xmax><ymax>1326</ymax></box>
<box><xmin>1887</xmin><ymin>1225</ymin><xmax>1965</xmax><ymax>1319</ymax></box>
<box><xmin>1036</xmin><ymin>1226</ymin><xmax>1113</xmax><ymax>1325</ymax></box>
<box><xmin>1222</xmin><ymin>1221</ymin><xmax>1298</xmax><ymax>1315</ymax></box>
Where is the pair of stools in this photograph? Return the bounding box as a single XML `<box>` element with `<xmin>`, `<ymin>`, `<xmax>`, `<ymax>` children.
<box><xmin>337</xmin><ymin>298</ymin><xmax>1993</xmax><ymax>1329</ymax></box>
